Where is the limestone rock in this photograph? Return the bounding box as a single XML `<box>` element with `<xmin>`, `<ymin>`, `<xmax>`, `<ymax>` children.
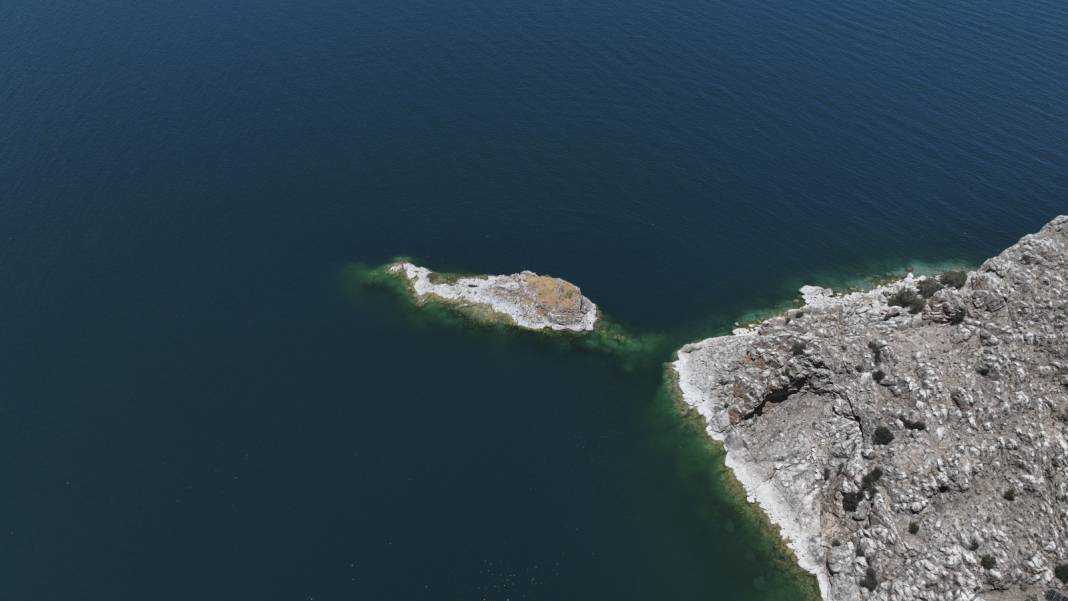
<box><xmin>388</xmin><ymin>262</ymin><xmax>599</xmax><ymax>331</ymax></box>
<box><xmin>673</xmin><ymin>216</ymin><xmax>1068</xmax><ymax>601</ymax></box>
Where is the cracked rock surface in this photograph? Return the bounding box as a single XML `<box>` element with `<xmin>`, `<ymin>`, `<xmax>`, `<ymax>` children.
<box><xmin>674</xmin><ymin>216</ymin><xmax>1068</xmax><ymax>600</ymax></box>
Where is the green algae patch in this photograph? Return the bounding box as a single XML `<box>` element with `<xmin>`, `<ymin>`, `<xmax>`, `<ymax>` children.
<box><xmin>579</xmin><ymin>314</ymin><xmax>663</xmax><ymax>361</ymax></box>
<box><xmin>341</xmin><ymin>258</ymin><xmax>415</xmax><ymax>297</ymax></box>
<box><xmin>657</xmin><ymin>367</ymin><xmax>822</xmax><ymax>601</ymax></box>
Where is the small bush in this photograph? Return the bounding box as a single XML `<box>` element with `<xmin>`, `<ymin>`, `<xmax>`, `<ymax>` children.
<box><xmin>860</xmin><ymin>567</ymin><xmax>879</xmax><ymax>591</ymax></box>
<box><xmin>1003</xmin><ymin>488</ymin><xmax>1016</xmax><ymax>502</ymax></box>
<box><xmin>948</xmin><ymin>305</ymin><xmax>968</xmax><ymax>325</ymax></box>
<box><xmin>790</xmin><ymin>340</ymin><xmax>808</xmax><ymax>356</ymax></box>
<box><xmin>968</xmin><ymin>539</ymin><xmax>980</xmax><ymax>551</ymax></box>
<box><xmin>861</xmin><ymin>467</ymin><xmax>883</xmax><ymax>496</ymax></box>
<box><xmin>940</xmin><ymin>270</ymin><xmax>968</xmax><ymax>289</ymax></box>
<box><xmin>888</xmin><ymin>287</ymin><xmax>926</xmax><ymax>314</ymax></box>
<box><xmin>822</xmin><ymin>467</ymin><xmax>831</xmax><ymax>480</ymax></box>
<box><xmin>842</xmin><ymin>491</ymin><xmax>863</xmax><ymax>513</ymax></box>
<box><xmin>917</xmin><ymin>278</ymin><xmax>944</xmax><ymax>298</ymax></box>
<box><xmin>902</xmin><ymin>417</ymin><xmax>926</xmax><ymax>431</ymax></box>
<box><xmin>868</xmin><ymin>340</ymin><xmax>883</xmax><ymax>363</ymax></box>
<box><xmin>1055</xmin><ymin>563</ymin><xmax>1068</xmax><ymax>584</ymax></box>
<box><xmin>872</xmin><ymin>369</ymin><xmax>886</xmax><ymax>382</ymax></box>
<box><xmin>980</xmin><ymin>554</ymin><xmax>996</xmax><ymax>570</ymax></box>
<box><xmin>873</xmin><ymin>426</ymin><xmax>894</xmax><ymax>445</ymax></box>
<box><xmin>831</xmin><ymin>539</ymin><xmax>841</xmax><ymax>547</ymax></box>
<box><xmin>908</xmin><ymin>521</ymin><xmax>919</xmax><ymax>534</ymax></box>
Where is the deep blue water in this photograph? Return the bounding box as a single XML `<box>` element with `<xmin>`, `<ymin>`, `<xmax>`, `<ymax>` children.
<box><xmin>2</xmin><ymin>0</ymin><xmax>1066</xmax><ymax>599</ymax></box>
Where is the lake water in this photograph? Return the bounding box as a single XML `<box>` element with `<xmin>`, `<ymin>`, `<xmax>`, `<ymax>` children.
<box><xmin>2</xmin><ymin>0</ymin><xmax>1065</xmax><ymax>599</ymax></box>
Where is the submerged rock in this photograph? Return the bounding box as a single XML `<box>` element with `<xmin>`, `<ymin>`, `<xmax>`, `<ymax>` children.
<box><xmin>673</xmin><ymin>216</ymin><xmax>1068</xmax><ymax>601</ymax></box>
<box><xmin>388</xmin><ymin>262</ymin><xmax>599</xmax><ymax>332</ymax></box>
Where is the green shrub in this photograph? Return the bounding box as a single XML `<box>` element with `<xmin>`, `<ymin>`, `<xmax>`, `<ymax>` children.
<box><xmin>888</xmin><ymin>287</ymin><xmax>926</xmax><ymax>314</ymax></box>
<box><xmin>980</xmin><ymin>554</ymin><xmax>996</xmax><ymax>570</ymax></box>
<box><xmin>908</xmin><ymin>521</ymin><xmax>919</xmax><ymax>534</ymax></box>
<box><xmin>917</xmin><ymin>278</ymin><xmax>944</xmax><ymax>298</ymax></box>
<box><xmin>1055</xmin><ymin>563</ymin><xmax>1068</xmax><ymax>584</ymax></box>
<box><xmin>873</xmin><ymin>426</ymin><xmax>894</xmax><ymax>445</ymax></box>
<box><xmin>872</xmin><ymin>369</ymin><xmax>886</xmax><ymax>382</ymax></box>
<box><xmin>968</xmin><ymin>539</ymin><xmax>980</xmax><ymax>551</ymax></box>
<box><xmin>1003</xmin><ymin>488</ymin><xmax>1015</xmax><ymax>501</ymax></box>
<box><xmin>940</xmin><ymin>270</ymin><xmax>968</xmax><ymax>289</ymax></box>
<box><xmin>790</xmin><ymin>340</ymin><xmax>807</xmax><ymax>356</ymax></box>
<box><xmin>860</xmin><ymin>567</ymin><xmax>879</xmax><ymax>591</ymax></box>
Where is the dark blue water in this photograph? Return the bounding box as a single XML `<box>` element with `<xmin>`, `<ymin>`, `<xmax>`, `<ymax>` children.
<box><xmin>2</xmin><ymin>0</ymin><xmax>1066</xmax><ymax>599</ymax></box>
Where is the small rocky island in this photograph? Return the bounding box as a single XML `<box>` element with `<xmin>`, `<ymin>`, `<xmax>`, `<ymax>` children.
<box><xmin>674</xmin><ymin>216</ymin><xmax>1068</xmax><ymax>601</ymax></box>
<box><xmin>387</xmin><ymin>262</ymin><xmax>599</xmax><ymax>332</ymax></box>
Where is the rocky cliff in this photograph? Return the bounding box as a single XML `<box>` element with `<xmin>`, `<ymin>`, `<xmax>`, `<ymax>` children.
<box><xmin>674</xmin><ymin>216</ymin><xmax>1068</xmax><ymax>601</ymax></box>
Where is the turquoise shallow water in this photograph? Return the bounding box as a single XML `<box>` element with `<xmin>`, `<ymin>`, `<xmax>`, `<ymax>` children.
<box><xmin>2</xmin><ymin>0</ymin><xmax>1066</xmax><ymax>599</ymax></box>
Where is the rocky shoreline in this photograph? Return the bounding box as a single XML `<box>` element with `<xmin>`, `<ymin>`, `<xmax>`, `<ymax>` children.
<box><xmin>386</xmin><ymin>262</ymin><xmax>600</xmax><ymax>332</ymax></box>
<box><xmin>672</xmin><ymin>216</ymin><xmax>1068</xmax><ymax>601</ymax></box>
<box><xmin>371</xmin><ymin>218</ymin><xmax>1068</xmax><ymax>600</ymax></box>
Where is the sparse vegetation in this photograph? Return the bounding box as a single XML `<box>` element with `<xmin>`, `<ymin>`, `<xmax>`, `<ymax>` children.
<box><xmin>860</xmin><ymin>567</ymin><xmax>879</xmax><ymax>591</ymax></box>
<box><xmin>842</xmin><ymin>467</ymin><xmax>884</xmax><ymax>512</ymax></box>
<box><xmin>1003</xmin><ymin>488</ymin><xmax>1016</xmax><ymax>502</ymax></box>
<box><xmin>917</xmin><ymin>278</ymin><xmax>944</xmax><ymax>298</ymax></box>
<box><xmin>940</xmin><ymin>270</ymin><xmax>968</xmax><ymax>289</ymax></box>
<box><xmin>872</xmin><ymin>369</ymin><xmax>885</xmax><ymax>382</ymax></box>
<box><xmin>908</xmin><ymin>521</ymin><xmax>919</xmax><ymax>534</ymax></box>
<box><xmin>980</xmin><ymin>554</ymin><xmax>996</xmax><ymax>570</ymax></box>
<box><xmin>873</xmin><ymin>426</ymin><xmax>894</xmax><ymax>445</ymax></box>
<box><xmin>968</xmin><ymin>539</ymin><xmax>980</xmax><ymax>551</ymax></box>
<box><xmin>791</xmin><ymin>340</ymin><xmax>808</xmax><ymax>356</ymax></box>
<box><xmin>888</xmin><ymin>287</ymin><xmax>926</xmax><ymax>314</ymax></box>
